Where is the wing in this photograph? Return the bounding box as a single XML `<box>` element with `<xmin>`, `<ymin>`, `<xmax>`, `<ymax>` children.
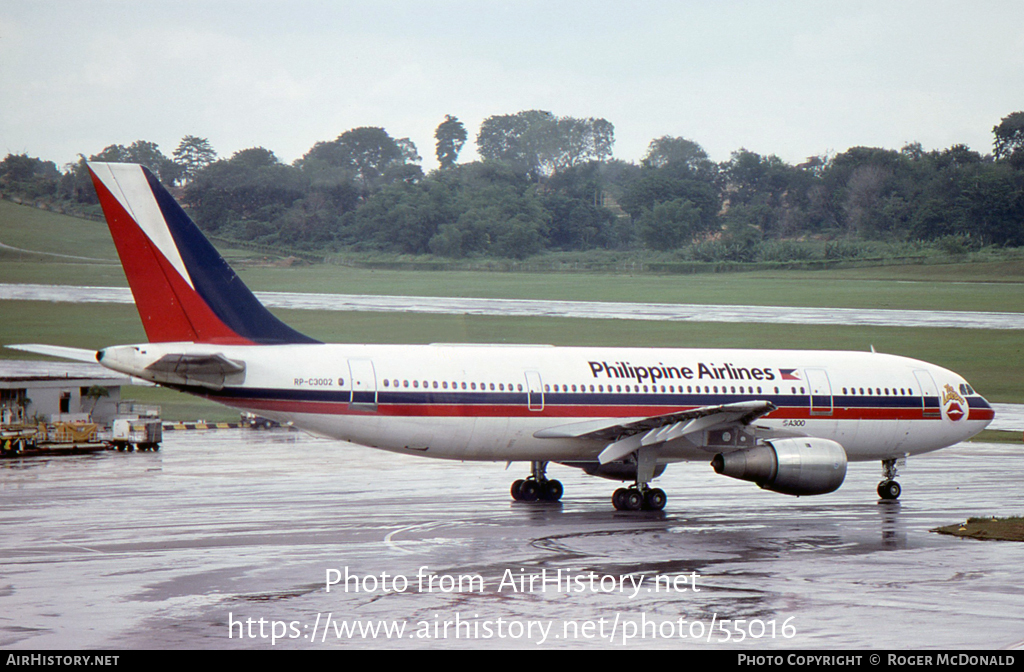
<box><xmin>534</xmin><ymin>400</ymin><xmax>777</xmax><ymax>464</ymax></box>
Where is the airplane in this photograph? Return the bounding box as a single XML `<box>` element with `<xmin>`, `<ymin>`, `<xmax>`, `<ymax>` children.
<box><xmin>10</xmin><ymin>162</ymin><xmax>995</xmax><ymax>511</ymax></box>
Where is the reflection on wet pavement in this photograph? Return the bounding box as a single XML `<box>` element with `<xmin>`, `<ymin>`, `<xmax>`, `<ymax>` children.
<box><xmin>2</xmin><ymin>430</ymin><xmax>1022</xmax><ymax>649</ymax></box>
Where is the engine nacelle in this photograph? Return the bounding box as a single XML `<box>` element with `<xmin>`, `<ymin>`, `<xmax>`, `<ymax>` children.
<box><xmin>710</xmin><ymin>438</ymin><xmax>848</xmax><ymax>496</ymax></box>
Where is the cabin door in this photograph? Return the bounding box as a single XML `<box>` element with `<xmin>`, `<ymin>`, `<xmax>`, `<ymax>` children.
<box><xmin>525</xmin><ymin>371</ymin><xmax>544</xmax><ymax>412</ymax></box>
<box><xmin>913</xmin><ymin>370</ymin><xmax>941</xmax><ymax>419</ymax></box>
<box><xmin>348</xmin><ymin>359</ymin><xmax>378</xmax><ymax>412</ymax></box>
<box><xmin>805</xmin><ymin>368</ymin><xmax>833</xmax><ymax>416</ymax></box>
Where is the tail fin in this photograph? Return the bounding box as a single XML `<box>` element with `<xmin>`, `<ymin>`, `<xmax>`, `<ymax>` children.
<box><xmin>88</xmin><ymin>162</ymin><xmax>318</xmax><ymax>345</ymax></box>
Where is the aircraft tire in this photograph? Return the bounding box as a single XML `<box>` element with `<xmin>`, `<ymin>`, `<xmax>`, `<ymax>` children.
<box><xmin>612</xmin><ymin>488</ymin><xmax>628</xmax><ymax>510</ymax></box>
<box><xmin>542</xmin><ymin>479</ymin><xmax>563</xmax><ymax>502</ymax></box>
<box><xmin>878</xmin><ymin>480</ymin><xmax>901</xmax><ymax>500</ymax></box>
<box><xmin>511</xmin><ymin>479</ymin><xmax>525</xmax><ymax>501</ymax></box>
<box><xmin>623</xmin><ymin>490</ymin><xmax>644</xmax><ymax>511</ymax></box>
<box><xmin>518</xmin><ymin>480</ymin><xmax>540</xmax><ymax>502</ymax></box>
<box><xmin>644</xmin><ymin>488</ymin><xmax>667</xmax><ymax>511</ymax></box>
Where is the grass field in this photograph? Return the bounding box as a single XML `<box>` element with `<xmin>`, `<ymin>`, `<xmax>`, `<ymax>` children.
<box><xmin>2</xmin><ymin>202</ymin><xmax>1024</xmax><ymax>312</ymax></box>
<box><xmin>2</xmin><ymin>201</ymin><xmax>1022</xmax><ymax>419</ymax></box>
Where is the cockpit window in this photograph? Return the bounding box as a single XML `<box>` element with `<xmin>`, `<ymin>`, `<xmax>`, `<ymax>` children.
<box><xmin>959</xmin><ymin>383</ymin><xmax>975</xmax><ymax>395</ymax></box>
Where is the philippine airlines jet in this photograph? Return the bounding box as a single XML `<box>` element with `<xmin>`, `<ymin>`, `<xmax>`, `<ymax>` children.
<box><xmin>12</xmin><ymin>163</ymin><xmax>995</xmax><ymax>511</ymax></box>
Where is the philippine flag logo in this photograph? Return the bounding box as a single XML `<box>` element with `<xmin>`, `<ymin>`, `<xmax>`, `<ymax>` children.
<box><xmin>779</xmin><ymin>369</ymin><xmax>801</xmax><ymax>381</ymax></box>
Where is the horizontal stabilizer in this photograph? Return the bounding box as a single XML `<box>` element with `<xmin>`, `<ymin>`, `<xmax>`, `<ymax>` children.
<box><xmin>6</xmin><ymin>344</ymin><xmax>99</xmax><ymax>362</ymax></box>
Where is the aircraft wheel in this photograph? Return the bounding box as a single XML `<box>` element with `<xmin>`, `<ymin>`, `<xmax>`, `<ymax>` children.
<box><xmin>541</xmin><ymin>479</ymin><xmax>563</xmax><ymax>502</ymax></box>
<box><xmin>511</xmin><ymin>479</ymin><xmax>525</xmax><ymax>501</ymax></box>
<box><xmin>612</xmin><ymin>488</ymin><xmax>628</xmax><ymax>511</ymax></box>
<box><xmin>878</xmin><ymin>480</ymin><xmax>901</xmax><ymax>500</ymax></box>
<box><xmin>518</xmin><ymin>480</ymin><xmax>540</xmax><ymax>502</ymax></box>
<box><xmin>623</xmin><ymin>489</ymin><xmax>644</xmax><ymax>511</ymax></box>
<box><xmin>644</xmin><ymin>488</ymin><xmax>667</xmax><ymax>511</ymax></box>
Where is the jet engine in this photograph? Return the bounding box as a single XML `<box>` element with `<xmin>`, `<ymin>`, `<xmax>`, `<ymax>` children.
<box><xmin>710</xmin><ymin>438</ymin><xmax>847</xmax><ymax>496</ymax></box>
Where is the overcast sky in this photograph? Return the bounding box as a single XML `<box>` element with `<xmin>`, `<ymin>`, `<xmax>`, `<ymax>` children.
<box><xmin>3</xmin><ymin>1</ymin><xmax>1023</xmax><ymax>171</ymax></box>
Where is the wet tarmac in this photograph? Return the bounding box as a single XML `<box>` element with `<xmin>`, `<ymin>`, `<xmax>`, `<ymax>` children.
<box><xmin>3</xmin><ymin>283</ymin><xmax>1024</xmax><ymax>330</ymax></box>
<box><xmin>2</xmin><ymin>429</ymin><xmax>1023</xmax><ymax>650</ymax></box>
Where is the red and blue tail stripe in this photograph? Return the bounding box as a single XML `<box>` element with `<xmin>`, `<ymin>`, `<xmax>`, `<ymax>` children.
<box><xmin>88</xmin><ymin>162</ymin><xmax>317</xmax><ymax>345</ymax></box>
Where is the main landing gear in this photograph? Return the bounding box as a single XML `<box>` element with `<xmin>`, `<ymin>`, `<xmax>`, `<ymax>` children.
<box><xmin>610</xmin><ymin>445</ymin><xmax>666</xmax><ymax>511</ymax></box>
<box><xmin>510</xmin><ymin>461</ymin><xmax>563</xmax><ymax>502</ymax></box>
<box><xmin>612</xmin><ymin>485</ymin><xmax>667</xmax><ymax>512</ymax></box>
<box><xmin>878</xmin><ymin>458</ymin><xmax>902</xmax><ymax>500</ymax></box>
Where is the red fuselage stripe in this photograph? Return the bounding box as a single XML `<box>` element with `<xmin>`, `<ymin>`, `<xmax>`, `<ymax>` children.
<box><xmin>208</xmin><ymin>397</ymin><xmax>995</xmax><ymax>422</ymax></box>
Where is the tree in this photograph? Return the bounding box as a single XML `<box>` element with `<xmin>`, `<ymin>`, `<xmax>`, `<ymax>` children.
<box><xmin>0</xmin><ymin>154</ymin><xmax>59</xmax><ymax>184</ymax></box>
<box><xmin>637</xmin><ymin>198</ymin><xmax>703</xmax><ymax>249</ymax></box>
<box><xmin>435</xmin><ymin>115</ymin><xmax>468</xmax><ymax>169</ymax></box>
<box><xmin>84</xmin><ymin>385</ymin><xmax>109</xmax><ymax>416</ymax></box>
<box><xmin>642</xmin><ymin>136</ymin><xmax>714</xmax><ymax>174</ymax></box>
<box><xmin>300</xmin><ymin>127</ymin><xmax>418</xmax><ymax>195</ymax></box>
<box><xmin>183</xmin><ymin>147</ymin><xmax>305</xmax><ymax>238</ymax></box>
<box><xmin>542</xmin><ymin>162</ymin><xmax>617</xmax><ymax>250</ymax></box>
<box><xmin>173</xmin><ymin>135</ymin><xmax>217</xmax><ymax>184</ymax></box>
<box><xmin>994</xmin><ymin>112</ymin><xmax>1024</xmax><ymax>168</ymax></box>
<box><xmin>89</xmin><ymin>141</ymin><xmax>179</xmax><ymax>184</ymax></box>
<box><xmin>477</xmin><ymin>110</ymin><xmax>556</xmax><ymax>178</ymax></box>
<box><xmin>548</xmin><ymin>117</ymin><xmax>615</xmax><ymax>172</ymax></box>
<box><xmin>476</xmin><ymin>110</ymin><xmax>615</xmax><ymax>179</ymax></box>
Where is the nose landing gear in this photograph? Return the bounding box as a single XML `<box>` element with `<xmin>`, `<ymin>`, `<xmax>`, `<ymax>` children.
<box><xmin>878</xmin><ymin>458</ymin><xmax>903</xmax><ymax>500</ymax></box>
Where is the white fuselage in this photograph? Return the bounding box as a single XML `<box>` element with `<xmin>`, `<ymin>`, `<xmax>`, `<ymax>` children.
<box><xmin>98</xmin><ymin>341</ymin><xmax>993</xmax><ymax>465</ymax></box>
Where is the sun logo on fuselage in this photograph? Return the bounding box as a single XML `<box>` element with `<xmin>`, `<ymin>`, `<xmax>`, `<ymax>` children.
<box><xmin>941</xmin><ymin>384</ymin><xmax>967</xmax><ymax>422</ymax></box>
